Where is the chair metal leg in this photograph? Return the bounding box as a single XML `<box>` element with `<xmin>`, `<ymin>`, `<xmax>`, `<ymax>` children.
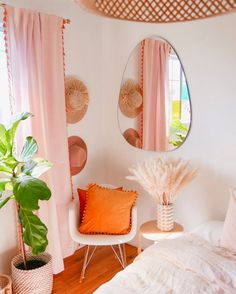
<box><xmin>111</xmin><ymin>244</ymin><xmax>127</xmax><ymax>269</ymax></box>
<box><xmin>122</xmin><ymin>243</ymin><xmax>127</xmax><ymax>267</ymax></box>
<box><xmin>79</xmin><ymin>245</ymin><xmax>97</xmax><ymax>283</ymax></box>
<box><xmin>80</xmin><ymin>245</ymin><xmax>90</xmax><ymax>283</ymax></box>
<box><xmin>80</xmin><ymin>244</ymin><xmax>127</xmax><ymax>282</ymax></box>
<box><xmin>118</xmin><ymin>244</ymin><xmax>127</xmax><ymax>268</ymax></box>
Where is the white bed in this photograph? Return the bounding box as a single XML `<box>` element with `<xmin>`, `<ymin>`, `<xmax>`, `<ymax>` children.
<box><xmin>94</xmin><ymin>221</ymin><xmax>236</xmax><ymax>294</ymax></box>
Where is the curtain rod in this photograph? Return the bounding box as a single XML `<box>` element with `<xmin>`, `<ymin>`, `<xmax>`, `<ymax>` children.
<box><xmin>0</xmin><ymin>3</ymin><xmax>71</xmax><ymax>24</ymax></box>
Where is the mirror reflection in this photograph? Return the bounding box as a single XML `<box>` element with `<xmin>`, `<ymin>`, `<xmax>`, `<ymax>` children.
<box><xmin>118</xmin><ymin>37</ymin><xmax>191</xmax><ymax>152</ymax></box>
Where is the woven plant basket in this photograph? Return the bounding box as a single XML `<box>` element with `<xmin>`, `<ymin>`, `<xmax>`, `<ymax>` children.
<box><xmin>11</xmin><ymin>252</ymin><xmax>53</xmax><ymax>294</ymax></box>
<box><xmin>0</xmin><ymin>275</ymin><xmax>12</xmax><ymax>294</ymax></box>
<box><xmin>157</xmin><ymin>203</ymin><xmax>174</xmax><ymax>231</ymax></box>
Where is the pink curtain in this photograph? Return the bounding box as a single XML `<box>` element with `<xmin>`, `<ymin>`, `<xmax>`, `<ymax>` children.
<box><xmin>142</xmin><ymin>39</ymin><xmax>171</xmax><ymax>151</ymax></box>
<box><xmin>5</xmin><ymin>6</ymin><xmax>75</xmax><ymax>273</ymax></box>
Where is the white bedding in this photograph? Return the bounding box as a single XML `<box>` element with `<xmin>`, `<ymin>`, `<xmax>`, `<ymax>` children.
<box><xmin>95</xmin><ymin>234</ymin><xmax>236</xmax><ymax>294</ymax></box>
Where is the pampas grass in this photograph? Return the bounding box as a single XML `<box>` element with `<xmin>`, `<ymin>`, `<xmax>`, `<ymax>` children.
<box><xmin>127</xmin><ymin>157</ymin><xmax>197</xmax><ymax>205</ymax></box>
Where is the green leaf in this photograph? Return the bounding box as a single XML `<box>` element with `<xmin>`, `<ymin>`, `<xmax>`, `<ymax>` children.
<box><xmin>5</xmin><ymin>182</ymin><xmax>13</xmax><ymax>191</ymax></box>
<box><xmin>31</xmin><ymin>159</ymin><xmax>52</xmax><ymax>178</ymax></box>
<box><xmin>170</xmin><ymin>119</ymin><xmax>188</xmax><ymax>132</ymax></box>
<box><xmin>0</xmin><ymin>124</ymin><xmax>7</xmax><ymax>156</ymax></box>
<box><xmin>21</xmin><ymin>160</ymin><xmax>38</xmax><ymax>175</ymax></box>
<box><xmin>19</xmin><ymin>209</ymin><xmax>48</xmax><ymax>255</ymax></box>
<box><xmin>21</xmin><ymin>158</ymin><xmax>52</xmax><ymax>178</ymax></box>
<box><xmin>13</xmin><ymin>175</ymin><xmax>51</xmax><ymax>210</ymax></box>
<box><xmin>0</xmin><ymin>124</ymin><xmax>7</xmax><ymax>143</ymax></box>
<box><xmin>19</xmin><ymin>136</ymin><xmax>38</xmax><ymax>162</ymax></box>
<box><xmin>0</xmin><ymin>195</ymin><xmax>14</xmax><ymax>209</ymax></box>
<box><xmin>0</xmin><ymin>156</ymin><xmax>18</xmax><ymax>174</ymax></box>
<box><xmin>0</xmin><ymin>178</ymin><xmax>10</xmax><ymax>197</ymax></box>
<box><xmin>4</xmin><ymin>156</ymin><xmax>18</xmax><ymax>168</ymax></box>
<box><xmin>6</xmin><ymin>112</ymin><xmax>31</xmax><ymax>155</ymax></box>
<box><xmin>0</xmin><ymin>161</ymin><xmax>13</xmax><ymax>173</ymax></box>
<box><xmin>0</xmin><ymin>142</ymin><xmax>7</xmax><ymax>157</ymax></box>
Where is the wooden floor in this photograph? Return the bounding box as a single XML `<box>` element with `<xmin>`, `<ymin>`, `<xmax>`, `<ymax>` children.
<box><xmin>53</xmin><ymin>245</ymin><xmax>137</xmax><ymax>294</ymax></box>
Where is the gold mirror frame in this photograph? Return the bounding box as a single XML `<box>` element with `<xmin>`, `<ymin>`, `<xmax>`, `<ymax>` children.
<box><xmin>75</xmin><ymin>0</ymin><xmax>236</xmax><ymax>23</ymax></box>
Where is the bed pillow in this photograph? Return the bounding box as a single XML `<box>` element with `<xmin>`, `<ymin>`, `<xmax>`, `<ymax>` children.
<box><xmin>79</xmin><ymin>184</ymin><xmax>137</xmax><ymax>235</ymax></box>
<box><xmin>220</xmin><ymin>188</ymin><xmax>236</xmax><ymax>252</ymax></box>
<box><xmin>77</xmin><ymin>186</ymin><xmax>123</xmax><ymax>223</ymax></box>
<box><xmin>191</xmin><ymin>221</ymin><xmax>224</xmax><ymax>246</ymax></box>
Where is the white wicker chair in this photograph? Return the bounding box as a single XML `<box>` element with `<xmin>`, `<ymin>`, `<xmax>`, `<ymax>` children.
<box><xmin>68</xmin><ymin>184</ymin><xmax>137</xmax><ymax>282</ymax></box>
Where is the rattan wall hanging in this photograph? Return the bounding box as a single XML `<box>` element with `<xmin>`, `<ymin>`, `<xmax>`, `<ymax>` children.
<box><xmin>75</xmin><ymin>0</ymin><xmax>236</xmax><ymax>23</ymax></box>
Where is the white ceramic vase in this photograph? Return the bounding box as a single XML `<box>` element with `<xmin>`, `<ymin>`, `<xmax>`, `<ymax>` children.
<box><xmin>157</xmin><ymin>203</ymin><xmax>174</xmax><ymax>231</ymax></box>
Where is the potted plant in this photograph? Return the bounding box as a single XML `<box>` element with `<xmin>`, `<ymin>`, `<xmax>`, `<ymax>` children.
<box><xmin>127</xmin><ymin>157</ymin><xmax>197</xmax><ymax>231</ymax></box>
<box><xmin>0</xmin><ymin>112</ymin><xmax>53</xmax><ymax>293</ymax></box>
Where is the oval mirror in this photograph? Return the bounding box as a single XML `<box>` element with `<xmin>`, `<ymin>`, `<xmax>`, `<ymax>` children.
<box><xmin>118</xmin><ymin>37</ymin><xmax>191</xmax><ymax>152</ymax></box>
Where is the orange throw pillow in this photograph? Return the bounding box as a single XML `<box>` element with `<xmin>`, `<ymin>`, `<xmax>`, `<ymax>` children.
<box><xmin>77</xmin><ymin>188</ymin><xmax>87</xmax><ymax>223</ymax></box>
<box><xmin>79</xmin><ymin>184</ymin><xmax>137</xmax><ymax>235</ymax></box>
<box><xmin>77</xmin><ymin>186</ymin><xmax>123</xmax><ymax>223</ymax></box>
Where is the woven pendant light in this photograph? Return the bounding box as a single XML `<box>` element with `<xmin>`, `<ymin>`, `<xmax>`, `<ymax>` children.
<box><xmin>75</xmin><ymin>0</ymin><xmax>236</xmax><ymax>23</ymax></box>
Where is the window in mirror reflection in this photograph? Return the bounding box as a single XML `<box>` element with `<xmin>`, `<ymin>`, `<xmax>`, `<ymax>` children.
<box><xmin>168</xmin><ymin>52</ymin><xmax>191</xmax><ymax>148</ymax></box>
<box><xmin>118</xmin><ymin>37</ymin><xmax>191</xmax><ymax>152</ymax></box>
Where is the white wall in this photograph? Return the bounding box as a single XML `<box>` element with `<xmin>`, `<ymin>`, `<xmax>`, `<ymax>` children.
<box><xmin>1</xmin><ymin>0</ymin><xmax>236</xmax><ymax>273</ymax></box>
<box><xmin>101</xmin><ymin>14</ymin><xmax>236</xmax><ymax>246</ymax></box>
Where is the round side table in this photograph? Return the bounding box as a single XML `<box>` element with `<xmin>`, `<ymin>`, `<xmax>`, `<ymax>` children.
<box><xmin>138</xmin><ymin>221</ymin><xmax>184</xmax><ymax>254</ymax></box>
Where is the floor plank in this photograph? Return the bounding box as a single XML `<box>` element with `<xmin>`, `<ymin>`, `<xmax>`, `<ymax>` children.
<box><xmin>53</xmin><ymin>244</ymin><xmax>137</xmax><ymax>294</ymax></box>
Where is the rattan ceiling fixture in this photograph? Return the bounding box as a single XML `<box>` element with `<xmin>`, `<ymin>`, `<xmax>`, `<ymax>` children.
<box><xmin>75</xmin><ymin>0</ymin><xmax>236</xmax><ymax>23</ymax></box>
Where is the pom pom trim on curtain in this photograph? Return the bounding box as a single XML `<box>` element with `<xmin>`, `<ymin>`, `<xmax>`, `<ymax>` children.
<box><xmin>3</xmin><ymin>4</ymin><xmax>75</xmax><ymax>274</ymax></box>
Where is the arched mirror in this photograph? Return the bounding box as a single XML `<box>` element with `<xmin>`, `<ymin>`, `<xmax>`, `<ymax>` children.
<box><xmin>118</xmin><ymin>37</ymin><xmax>191</xmax><ymax>152</ymax></box>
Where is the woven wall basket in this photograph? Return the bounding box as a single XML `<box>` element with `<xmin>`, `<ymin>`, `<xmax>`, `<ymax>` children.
<box><xmin>75</xmin><ymin>0</ymin><xmax>236</xmax><ymax>23</ymax></box>
<box><xmin>11</xmin><ymin>253</ymin><xmax>53</xmax><ymax>294</ymax></box>
<box><xmin>0</xmin><ymin>275</ymin><xmax>12</xmax><ymax>294</ymax></box>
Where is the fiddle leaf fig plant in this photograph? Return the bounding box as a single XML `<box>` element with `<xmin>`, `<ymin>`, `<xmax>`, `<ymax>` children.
<box><xmin>0</xmin><ymin>112</ymin><xmax>52</xmax><ymax>264</ymax></box>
